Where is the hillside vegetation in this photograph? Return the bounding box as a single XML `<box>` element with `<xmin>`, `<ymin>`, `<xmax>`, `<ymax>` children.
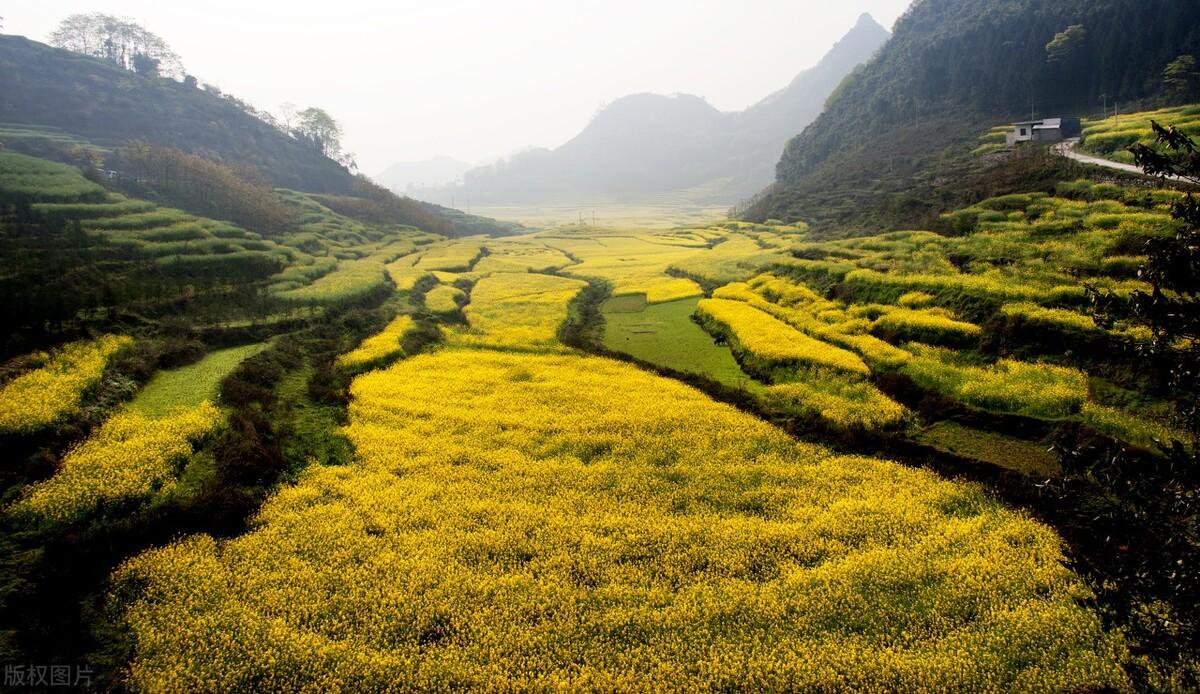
<box><xmin>745</xmin><ymin>0</ymin><xmax>1200</xmax><ymax>233</ymax></box>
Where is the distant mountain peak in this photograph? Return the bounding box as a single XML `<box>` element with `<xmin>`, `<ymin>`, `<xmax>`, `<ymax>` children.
<box><xmin>856</xmin><ymin>12</ymin><xmax>882</xmax><ymax>29</ymax></box>
<box><xmin>422</xmin><ymin>13</ymin><xmax>889</xmax><ymax>206</ymax></box>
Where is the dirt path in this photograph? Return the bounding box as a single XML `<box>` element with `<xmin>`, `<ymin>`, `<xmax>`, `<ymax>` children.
<box><xmin>1054</xmin><ymin>138</ymin><xmax>1192</xmax><ymax>184</ymax></box>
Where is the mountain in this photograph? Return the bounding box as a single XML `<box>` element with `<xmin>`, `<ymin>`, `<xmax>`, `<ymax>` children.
<box><xmin>744</xmin><ymin>0</ymin><xmax>1200</xmax><ymax>232</ymax></box>
<box><xmin>375</xmin><ymin>156</ymin><xmax>471</xmax><ymax>194</ymax></box>
<box><xmin>0</xmin><ymin>34</ymin><xmax>353</xmax><ymax>193</ymax></box>
<box><xmin>434</xmin><ymin>14</ymin><xmax>890</xmax><ymax>206</ymax></box>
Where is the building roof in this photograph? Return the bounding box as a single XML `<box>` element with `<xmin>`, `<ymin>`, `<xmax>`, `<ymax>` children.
<box><xmin>1012</xmin><ymin>117</ymin><xmax>1074</xmax><ymax>129</ymax></box>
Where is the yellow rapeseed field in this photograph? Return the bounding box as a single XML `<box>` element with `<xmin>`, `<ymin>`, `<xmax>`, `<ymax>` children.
<box><xmin>902</xmin><ymin>345</ymin><xmax>1089</xmax><ymax>419</ymax></box>
<box><xmin>474</xmin><ymin>239</ymin><xmax>574</xmax><ymax>273</ymax></box>
<box><xmin>414</xmin><ymin>239</ymin><xmax>484</xmax><ymax>272</ymax></box>
<box><xmin>114</xmin><ymin>350</ymin><xmax>1127</xmax><ymax>691</ymax></box>
<box><xmin>697</xmin><ymin>298</ymin><xmax>869</xmax><ymax>375</ymax></box>
<box><xmin>455</xmin><ymin>273</ymin><xmax>587</xmax><ymax>349</ymax></box>
<box><xmin>424</xmin><ymin>284</ymin><xmax>466</xmax><ymax>314</ymax></box>
<box><xmin>0</xmin><ymin>335</ymin><xmax>133</xmax><ymax>434</ymax></box>
<box><xmin>337</xmin><ymin>314</ymin><xmax>417</xmax><ymax>371</ymax></box>
<box><xmin>548</xmin><ymin>231</ymin><xmax>708</xmax><ymax>303</ymax></box>
<box><xmin>11</xmin><ymin>401</ymin><xmax>222</xmax><ymax>523</ymax></box>
<box><xmin>764</xmin><ymin>378</ymin><xmax>909</xmax><ymax>430</ymax></box>
<box><xmin>385</xmin><ymin>253</ymin><xmax>431</xmax><ymax>291</ymax></box>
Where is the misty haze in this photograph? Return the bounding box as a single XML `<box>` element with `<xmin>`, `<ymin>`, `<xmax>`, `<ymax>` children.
<box><xmin>0</xmin><ymin>1</ymin><xmax>1198</xmax><ymax>690</ymax></box>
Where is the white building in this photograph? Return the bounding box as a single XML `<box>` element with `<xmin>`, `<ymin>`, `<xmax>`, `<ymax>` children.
<box><xmin>1006</xmin><ymin>117</ymin><xmax>1082</xmax><ymax>146</ymax></box>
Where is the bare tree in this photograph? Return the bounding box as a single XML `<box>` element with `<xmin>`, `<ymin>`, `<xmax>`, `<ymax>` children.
<box><xmin>49</xmin><ymin>14</ymin><xmax>184</xmax><ymax>78</ymax></box>
<box><xmin>278</xmin><ymin>102</ymin><xmax>299</xmax><ymax>133</ymax></box>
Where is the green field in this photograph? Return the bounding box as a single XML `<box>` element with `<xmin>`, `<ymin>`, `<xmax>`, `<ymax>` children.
<box><xmin>602</xmin><ymin>297</ymin><xmax>760</xmax><ymax>390</ymax></box>
<box><xmin>916</xmin><ymin>421</ymin><xmax>1061</xmax><ymax>476</ymax></box>
<box><xmin>128</xmin><ymin>343</ymin><xmax>270</xmax><ymax>417</ymax></box>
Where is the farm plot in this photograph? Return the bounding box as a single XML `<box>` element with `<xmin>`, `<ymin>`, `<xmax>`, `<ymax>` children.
<box><xmin>1080</xmin><ymin>104</ymin><xmax>1200</xmax><ymax>163</ymax></box>
<box><xmin>9</xmin><ymin>342</ymin><xmax>269</xmax><ymax>524</ymax></box>
<box><xmin>454</xmin><ymin>273</ymin><xmax>587</xmax><ymax>350</ymax></box>
<box><xmin>337</xmin><ymin>315</ymin><xmax>418</xmax><ymax>372</ymax></box>
<box><xmin>423</xmin><ymin>284</ymin><xmax>467</xmax><ymax>315</ymax></box>
<box><xmin>545</xmin><ymin>230</ymin><xmax>711</xmax><ymax>303</ymax></box>
<box><xmin>601</xmin><ymin>297</ymin><xmax>756</xmax><ymax>389</ymax></box>
<box><xmin>10</xmin><ymin>402</ymin><xmax>222</xmax><ymax>524</ymax></box>
<box><xmin>128</xmin><ymin>343</ymin><xmax>270</xmax><ymax>417</ymax></box>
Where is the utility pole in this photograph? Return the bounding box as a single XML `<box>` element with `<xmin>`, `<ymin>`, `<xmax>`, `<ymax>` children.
<box><xmin>1100</xmin><ymin>93</ymin><xmax>1107</xmax><ymax>122</ymax></box>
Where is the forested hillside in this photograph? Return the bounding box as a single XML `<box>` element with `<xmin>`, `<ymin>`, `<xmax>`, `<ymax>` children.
<box><xmin>745</xmin><ymin>0</ymin><xmax>1200</xmax><ymax>232</ymax></box>
<box><xmin>0</xmin><ymin>35</ymin><xmax>352</xmax><ymax>193</ymax></box>
<box><xmin>436</xmin><ymin>14</ymin><xmax>889</xmax><ymax>205</ymax></box>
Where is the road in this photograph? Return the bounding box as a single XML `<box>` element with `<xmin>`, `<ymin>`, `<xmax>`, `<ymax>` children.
<box><xmin>1053</xmin><ymin>138</ymin><xmax>1192</xmax><ymax>184</ymax></box>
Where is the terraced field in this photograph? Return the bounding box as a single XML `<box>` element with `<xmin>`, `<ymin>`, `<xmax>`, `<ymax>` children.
<box><xmin>2</xmin><ymin>142</ymin><xmax>1193</xmax><ymax>688</ymax></box>
<box><xmin>113</xmin><ymin>321</ymin><xmax>1128</xmax><ymax>693</ymax></box>
<box><xmin>104</xmin><ymin>179</ymin><xmax>1200</xmax><ymax>687</ymax></box>
<box><xmin>601</xmin><ymin>297</ymin><xmax>755</xmax><ymax>388</ymax></box>
<box><xmin>1080</xmin><ymin>104</ymin><xmax>1200</xmax><ymax>163</ymax></box>
<box><xmin>0</xmin><ymin>334</ymin><xmax>133</xmax><ymax>434</ymax></box>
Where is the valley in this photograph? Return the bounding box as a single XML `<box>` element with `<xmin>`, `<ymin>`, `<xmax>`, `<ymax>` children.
<box><xmin>1</xmin><ymin>2</ymin><xmax>1199</xmax><ymax>690</ymax></box>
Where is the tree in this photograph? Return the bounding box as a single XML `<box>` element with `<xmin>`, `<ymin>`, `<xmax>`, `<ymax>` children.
<box><xmin>131</xmin><ymin>52</ymin><xmax>160</xmax><ymax>76</ymax></box>
<box><xmin>1164</xmin><ymin>55</ymin><xmax>1200</xmax><ymax>102</ymax></box>
<box><xmin>48</xmin><ymin>13</ymin><xmax>183</xmax><ymax>78</ymax></box>
<box><xmin>1077</xmin><ymin>120</ymin><xmax>1200</xmax><ymax>686</ymax></box>
<box><xmin>1116</xmin><ymin>123</ymin><xmax>1200</xmax><ymax>444</ymax></box>
<box><xmin>294</xmin><ymin>107</ymin><xmax>344</xmax><ymax>161</ymax></box>
<box><xmin>1045</xmin><ymin>24</ymin><xmax>1087</xmax><ymax>64</ymax></box>
<box><xmin>278</xmin><ymin>103</ymin><xmax>299</xmax><ymax>132</ymax></box>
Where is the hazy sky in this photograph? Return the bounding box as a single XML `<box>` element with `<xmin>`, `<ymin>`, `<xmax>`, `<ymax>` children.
<box><xmin>4</xmin><ymin>1</ymin><xmax>911</xmax><ymax>173</ymax></box>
